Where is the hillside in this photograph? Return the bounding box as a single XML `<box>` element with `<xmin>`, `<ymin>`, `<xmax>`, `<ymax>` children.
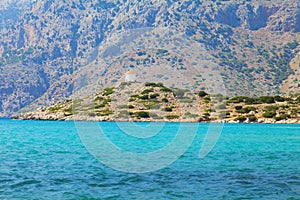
<box><xmin>1</xmin><ymin>0</ymin><xmax>300</xmax><ymax>117</ymax></box>
<box><xmin>11</xmin><ymin>82</ymin><xmax>300</xmax><ymax>123</ymax></box>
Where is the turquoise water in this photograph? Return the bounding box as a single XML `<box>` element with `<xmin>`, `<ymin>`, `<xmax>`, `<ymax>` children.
<box><xmin>0</xmin><ymin>120</ymin><xmax>300</xmax><ymax>199</ymax></box>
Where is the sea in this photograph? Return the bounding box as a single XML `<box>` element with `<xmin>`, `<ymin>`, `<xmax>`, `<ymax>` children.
<box><xmin>0</xmin><ymin>119</ymin><xmax>299</xmax><ymax>199</ymax></box>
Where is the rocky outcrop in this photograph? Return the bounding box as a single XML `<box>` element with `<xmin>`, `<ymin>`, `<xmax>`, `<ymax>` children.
<box><xmin>11</xmin><ymin>83</ymin><xmax>300</xmax><ymax>124</ymax></box>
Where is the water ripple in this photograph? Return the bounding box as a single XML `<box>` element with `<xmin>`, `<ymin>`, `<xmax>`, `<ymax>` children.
<box><xmin>0</xmin><ymin>121</ymin><xmax>299</xmax><ymax>199</ymax></box>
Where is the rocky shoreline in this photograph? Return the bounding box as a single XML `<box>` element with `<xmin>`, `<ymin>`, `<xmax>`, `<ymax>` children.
<box><xmin>11</xmin><ymin>111</ymin><xmax>300</xmax><ymax>124</ymax></box>
<box><xmin>11</xmin><ymin>82</ymin><xmax>300</xmax><ymax>124</ymax></box>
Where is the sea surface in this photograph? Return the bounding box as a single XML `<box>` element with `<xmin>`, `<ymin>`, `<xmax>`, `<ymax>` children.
<box><xmin>0</xmin><ymin>119</ymin><xmax>300</xmax><ymax>199</ymax></box>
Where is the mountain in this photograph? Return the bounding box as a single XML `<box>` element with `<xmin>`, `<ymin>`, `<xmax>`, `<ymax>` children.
<box><xmin>0</xmin><ymin>0</ymin><xmax>299</xmax><ymax>117</ymax></box>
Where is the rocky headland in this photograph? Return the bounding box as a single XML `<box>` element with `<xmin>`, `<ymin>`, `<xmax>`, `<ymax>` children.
<box><xmin>11</xmin><ymin>82</ymin><xmax>300</xmax><ymax>124</ymax></box>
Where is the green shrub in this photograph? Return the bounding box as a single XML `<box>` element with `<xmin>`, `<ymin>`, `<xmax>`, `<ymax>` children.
<box><xmin>120</xmin><ymin>82</ymin><xmax>131</xmax><ymax>87</ymax></box>
<box><xmin>96</xmin><ymin>109</ymin><xmax>113</xmax><ymax>116</ymax></box>
<box><xmin>63</xmin><ymin>107</ymin><xmax>73</xmax><ymax>113</ymax></box>
<box><xmin>262</xmin><ymin>111</ymin><xmax>276</xmax><ymax>118</ymax></box>
<box><xmin>258</xmin><ymin>96</ymin><xmax>275</xmax><ymax>104</ymax></box>
<box><xmin>202</xmin><ymin>112</ymin><xmax>210</xmax><ymax>119</ymax></box>
<box><xmin>129</xmin><ymin>95</ymin><xmax>139</xmax><ymax>102</ymax></box>
<box><xmin>235</xmin><ymin>116</ymin><xmax>247</xmax><ymax>122</ymax></box>
<box><xmin>228</xmin><ymin>96</ymin><xmax>248</xmax><ymax>103</ymax></box>
<box><xmin>150</xmin><ymin>93</ymin><xmax>160</xmax><ymax>99</ymax></box>
<box><xmin>160</xmin><ymin>87</ymin><xmax>172</xmax><ymax>92</ymax></box>
<box><xmin>94</xmin><ymin>96</ymin><xmax>104</xmax><ymax>101</ymax></box>
<box><xmin>291</xmin><ymin>108</ymin><xmax>299</xmax><ymax>116</ymax></box>
<box><xmin>143</xmin><ymin>101</ymin><xmax>160</xmax><ymax>109</ymax></box>
<box><xmin>145</xmin><ymin>82</ymin><xmax>164</xmax><ymax>87</ymax></box>
<box><xmin>204</xmin><ymin>96</ymin><xmax>211</xmax><ymax>102</ymax></box>
<box><xmin>264</xmin><ymin>105</ymin><xmax>278</xmax><ymax>111</ymax></box>
<box><xmin>135</xmin><ymin>111</ymin><xmax>150</xmax><ymax>118</ymax></box>
<box><xmin>169</xmin><ymin>104</ymin><xmax>176</xmax><ymax>109</ymax></box>
<box><xmin>145</xmin><ymin>82</ymin><xmax>160</xmax><ymax>87</ymax></box>
<box><xmin>162</xmin><ymin>98</ymin><xmax>169</xmax><ymax>103</ymax></box>
<box><xmin>141</xmin><ymin>89</ymin><xmax>154</xmax><ymax>95</ymax></box>
<box><xmin>228</xmin><ymin>96</ymin><xmax>257</xmax><ymax>104</ymax></box>
<box><xmin>275</xmin><ymin>114</ymin><xmax>291</xmax><ymax>121</ymax></box>
<box><xmin>102</xmin><ymin>88</ymin><xmax>114</xmax><ymax>96</ymax></box>
<box><xmin>163</xmin><ymin>107</ymin><xmax>173</xmax><ymax>112</ymax></box>
<box><xmin>274</xmin><ymin>95</ymin><xmax>286</xmax><ymax>102</ymax></box>
<box><xmin>139</xmin><ymin>95</ymin><xmax>149</xmax><ymax>100</ymax></box>
<box><xmin>198</xmin><ymin>91</ymin><xmax>208</xmax><ymax>97</ymax></box>
<box><xmin>165</xmin><ymin>115</ymin><xmax>180</xmax><ymax>120</ymax></box>
<box><xmin>248</xmin><ymin>115</ymin><xmax>257</xmax><ymax>122</ymax></box>
<box><xmin>117</xmin><ymin>105</ymin><xmax>135</xmax><ymax>109</ymax></box>
<box><xmin>94</xmin><ymin>99</ymin><xmax>110</xmax><ymax>109</ymax></box>
<box><xmin>205</xmin><ymin>108</ymin><xmax>216</xmax><ymax>113</ymax></box>
<box><xmin>235</xmin><ymin>106</ymin><xmax>243</xmax><ymax>110</ymax></box>
<box><xmin>245</xmin><ymin>97</ymin><xmax>256</xmax><ymax>105</ymax></box>
<box><xmin>280</xmin><ymin>105</ymin><xmax>289</xmax><ymax>109</ymax></box>
<box><xmin>95</xmin><ymin>103</ymin><xmax>105</xmax><ymax>109</ymax></box>
<box><xmin>48</xmin><ymin>105</ymin><xmax>62</xmax><ymax>112</ymax></box>
<box><xmin>129</xmin><ymin>98</ymin><xmax>136</xmax><ymax>102</ymax></box>
<box><xmin>239</xmin><ymin>106</ymin><xmax>256</xmax><ymax>114</ymax></box>
<box><xmin>156</xmin><ymin>83</ymin><xmax>164</xmax><ymax>87</ymax></box>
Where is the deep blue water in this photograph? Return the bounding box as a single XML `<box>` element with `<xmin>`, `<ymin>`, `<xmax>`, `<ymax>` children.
<box><xmin>0</xmin><ymin>120</ymin><xmax>300</xmax><ymax>199</ymax></box>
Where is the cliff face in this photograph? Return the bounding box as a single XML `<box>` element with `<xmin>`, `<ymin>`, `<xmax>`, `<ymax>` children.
<box><xmin>0</xmin><ymin>0</ymin><xmax>299</xmax><ymax>117</ymax></box>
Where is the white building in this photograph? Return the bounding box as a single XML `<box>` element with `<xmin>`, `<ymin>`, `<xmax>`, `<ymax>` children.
<box><xmin>125</xmin><ymin>70</ymin><xmax>136</xmax><ymax>82</ymax></box>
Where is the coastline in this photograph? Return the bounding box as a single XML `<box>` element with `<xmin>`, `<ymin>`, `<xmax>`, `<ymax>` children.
<box><xmin>10</xmin><ymin>82</ymin><xmax>300</xmax><ymax>124</ymax></box>
<box><xmin>11</xmin><ymin>113</ymin><xmax>300</xmax><ymax>124</ymax></box>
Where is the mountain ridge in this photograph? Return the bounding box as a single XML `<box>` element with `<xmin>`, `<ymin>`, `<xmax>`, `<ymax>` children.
<box><xmin>0</xmin><ymin>0</ymin><xmax>299</xmax><ymax>117</ymax></box>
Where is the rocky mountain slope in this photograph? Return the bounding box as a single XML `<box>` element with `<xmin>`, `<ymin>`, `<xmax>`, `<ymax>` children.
<box><xmin>1</xmin><ymin>0</ymin><xmax>300</xmax><ymax>117</ymax></box>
